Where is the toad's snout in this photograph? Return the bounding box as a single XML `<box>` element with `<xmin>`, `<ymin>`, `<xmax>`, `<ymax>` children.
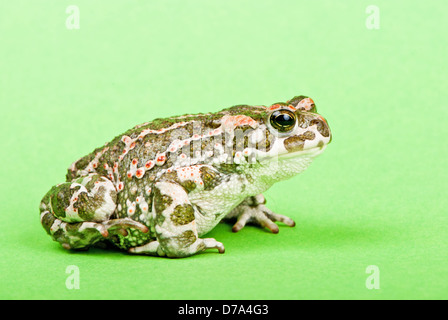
<box><xmin>297</xmin><ymin>112</ymin><xmax>331</xmax><ymax>139</ymax></box>
<box><xmin>284</xmin><ymin>112</ymin><xmax>331</xmax><ymax>153</ymax></box>
<box><xmin>314</xmin><ymin>115</ymin><xmax>332</xmax><ymax>143</ymax></box>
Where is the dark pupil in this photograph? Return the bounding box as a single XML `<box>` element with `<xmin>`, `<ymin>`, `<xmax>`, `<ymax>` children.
<box><xmin>276</xmin><ymin>114</ymin><xmax>294</xmax><ymax>127</ymax></box>
<box><xmin>271</xmin><ymin>111</ymin><xmax>296</xmax><ymax>131</ymax></box>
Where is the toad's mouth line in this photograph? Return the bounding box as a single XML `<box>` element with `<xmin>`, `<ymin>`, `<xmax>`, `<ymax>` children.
<box><xmin>280</xmin><ymin>146</ymin><xmax>327</xmax><ymax>159</ymax></box>
<box><xmin>257</xmin><ymin>145</ymin><xmax>327</xmax><ymax>162</ymax></box>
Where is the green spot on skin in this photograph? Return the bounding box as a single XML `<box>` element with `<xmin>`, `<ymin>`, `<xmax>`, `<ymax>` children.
<box><xmin>200</xmin><ymin>166</ymin><xmax>220</xmax><ymax>191</ymax></box>
<box><xmin>46</xmin><ymin>183</ymin><xmax>72</xmax><ymax>219</ymax></box>
<box><xmin>170</xmin><ymin>204</ymin><xmax>195</xmax><ymax>225</ymax></box>
<box><xmin>153</xmin><ymin>188</ymin><xmax>173</xmax><ymax>225</ymax></box>
<box><xmin>75</xmin><ymin>185</ymin><xmax>107</xmax><ymax>221</ymax></box>
<box><xmin>180</xmin><ymin>180</ymin><xmax>197</xmax><ymax>193</ymax></box>
<box><xmin>40</xmin><ymin>212</ymin><xmax>56</xmax><ymax>234</ymax></box>
<box><xmin>176</xmin><ymin>230</ymin><xmax>197</xmax><ymax>248</ymax></box>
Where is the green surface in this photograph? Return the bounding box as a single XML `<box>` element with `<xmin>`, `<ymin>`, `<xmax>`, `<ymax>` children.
<box><xmin>0</xmin><ymin>0</ymin><xmax>446</xmax><ymax>300</ymax></box>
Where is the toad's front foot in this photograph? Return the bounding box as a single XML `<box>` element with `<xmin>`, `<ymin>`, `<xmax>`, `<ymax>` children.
<box><xmin>225</xmin><ymin>195</ymin><xmax>296</xmax><ymax>233</ymax></box>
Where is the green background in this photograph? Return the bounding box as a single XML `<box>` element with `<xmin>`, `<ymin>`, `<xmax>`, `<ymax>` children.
<box><xmin>0</xmin><ymin>0</ymin><xmax>446</xmax><ymax>299</ymax></box>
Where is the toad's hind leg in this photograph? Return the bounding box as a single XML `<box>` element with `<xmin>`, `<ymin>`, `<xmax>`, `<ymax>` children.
<box><xmin>40</xmin><ymin>174</ymin><xmax>147</xmax><ymax>250</ymax></box>
<box><xmin>129</xmin><ymin>180</ymin><xmax>224</xmax><ymax>258</ymax></box>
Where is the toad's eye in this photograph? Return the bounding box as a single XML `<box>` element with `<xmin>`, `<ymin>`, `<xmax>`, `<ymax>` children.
<box><xmin>270</xmin><ymin>109</ymin><xmax>297</xmax><ymax>132</ymax></box>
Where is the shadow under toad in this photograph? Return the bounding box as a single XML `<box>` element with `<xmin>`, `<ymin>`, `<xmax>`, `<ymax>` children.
<box><xmin>26</xmin><ymin>217</ymin><xmax>397</xmax><ymax>259</ymax></box>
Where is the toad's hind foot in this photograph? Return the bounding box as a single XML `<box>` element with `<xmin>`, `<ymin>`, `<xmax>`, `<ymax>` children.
<box><xmin>225</xmin><ymin>194</ymin><xmax>296</xmax><ymax>233</ymax></box>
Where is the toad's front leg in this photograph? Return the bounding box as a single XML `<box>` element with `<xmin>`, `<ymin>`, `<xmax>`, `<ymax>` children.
<box><xmin>224</xmin><ymin>194</ymin><xmax>296</xmax><ymax>233</ymax></box>
<box><xmin>129</xmin><ymin>180</ymin><xmax>224</xmax><ymax>258</ymax></box>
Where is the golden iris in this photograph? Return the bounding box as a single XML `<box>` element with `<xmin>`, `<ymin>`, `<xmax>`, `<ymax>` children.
<box><xmin>270</xmin><ymin>110</ymin><xmax>296</xmax><ymax>132</ymax></box>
